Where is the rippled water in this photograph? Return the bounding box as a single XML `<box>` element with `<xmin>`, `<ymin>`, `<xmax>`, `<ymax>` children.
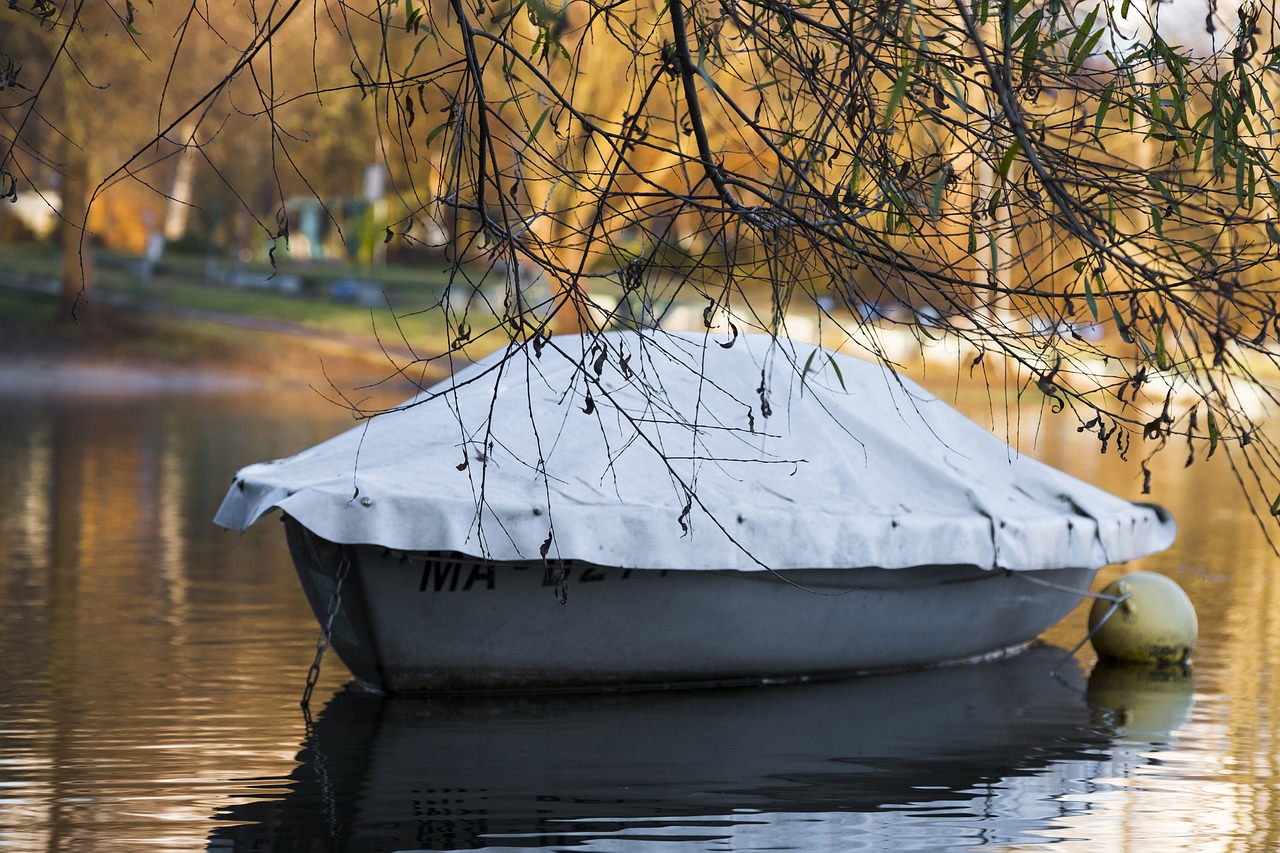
<box><xmin>0</xmin><ymin>376</ymin><xmax>1277</xmax><ymax>852</ymax></box>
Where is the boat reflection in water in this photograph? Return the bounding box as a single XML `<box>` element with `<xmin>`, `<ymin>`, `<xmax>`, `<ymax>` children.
<box><xmin>208</xmin><ymin>645</ymin><xmax>1194</xmax><ymax>851</ymax></box>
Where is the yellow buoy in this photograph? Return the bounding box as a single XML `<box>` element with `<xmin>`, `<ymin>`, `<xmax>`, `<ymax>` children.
<box><xmin>1088</xmin><ymin>572</ymin><xmax>1197</xmax><ymax>665</ymax></box>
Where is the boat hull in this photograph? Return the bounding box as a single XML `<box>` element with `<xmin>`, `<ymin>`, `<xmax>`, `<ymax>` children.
<box><xmin>284</xmin><ymin>517</ymin><xmax>1097</xmax><ymax>693</ymax></box>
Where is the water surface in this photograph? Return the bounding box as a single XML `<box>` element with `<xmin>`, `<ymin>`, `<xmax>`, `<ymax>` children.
<box><xmin>0</xmin><ymin>378</ymin><xmax>1277</xmax><ymax>851</ymax></box>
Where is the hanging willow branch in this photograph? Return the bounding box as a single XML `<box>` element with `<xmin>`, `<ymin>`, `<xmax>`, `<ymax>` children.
<box><xmin>5</xmin><ymin>0</ymin><xmax>1280</xmax><ymax>538</ymax></box>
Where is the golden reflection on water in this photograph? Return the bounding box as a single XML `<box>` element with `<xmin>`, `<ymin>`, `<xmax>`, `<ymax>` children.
<box><xmin>0</xmin><ymin>390</ymin><xmax>356</xmax><ymax>852</ymax></box>
<box><xmin>0</xmin><ymin>379</ymin><xmax>1279</xmax><ymax>851</ymax></box>
<box><xmin>934</xmin><ymin>379</ymin><xmax>1280</xmax><ymax>853</ymax></box>
<box><xmin>4</xmin><ymin>420</ymin><xmax>53</xmax><ymax>570</ymax></box>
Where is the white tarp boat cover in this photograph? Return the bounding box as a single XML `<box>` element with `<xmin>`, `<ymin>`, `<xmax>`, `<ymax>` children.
<box><xmin>215</xmin><ymin>331</ymin><xmax>1176</xmax><ymax>572</ymax></box>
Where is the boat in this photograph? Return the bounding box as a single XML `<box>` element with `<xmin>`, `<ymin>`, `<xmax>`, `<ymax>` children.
<box><xmin>214</xmin><ymin>330</ymin><xmax>1176</xmax><ymax>693</ymax></box>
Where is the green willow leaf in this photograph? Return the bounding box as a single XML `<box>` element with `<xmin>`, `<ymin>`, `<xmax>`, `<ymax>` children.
<box><xmin>882</xmin><ymin>66</ymin><xmax>911</xmax><ymax>128</ymax></box>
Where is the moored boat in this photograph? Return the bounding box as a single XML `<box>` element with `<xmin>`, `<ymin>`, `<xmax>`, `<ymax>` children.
<box><xmin>215</xmin><ymin>330</ymin><xmax>1176</xmax><ymax>692</ymax></box>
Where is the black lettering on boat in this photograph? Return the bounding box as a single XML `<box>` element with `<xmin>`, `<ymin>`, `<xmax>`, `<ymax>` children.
<box><xmin>621</xmin><ymin>569</ymin><xmax>632</xmax><ymax>580</ymax></box>
<box><xmin>579</xmin><ymin>566</ymin><xmax>605</xmax><ymax>583</ymax></box>
<box><xmin>419</xmin><ymin>559</ymin><xmax>463</xmax><ymax>592</ymax></box>
<box><xmin>463</xmin><ymin>563</ymin><xmax>496</xmax><ymax>591</ymax></box>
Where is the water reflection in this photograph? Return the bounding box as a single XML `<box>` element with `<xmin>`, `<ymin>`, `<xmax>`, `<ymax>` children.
<box><xmin>209</xmin><ymin>646</ymin><xmax>1136</xmax><ymax>851</ymax></box>
<box><xmin>1</xmin><ymin>383</ymin><xmax>1279</xmax><ymax>851</ymax></box>
<box><xmin>1088</xmin><ymin>661</ymin><xmax>1196</xmax><ymax>740</ymax></box>
<box><xmin>0</xmin><ymin>390</ymin><xmax>357</xmax><ymax>852</ymax></box>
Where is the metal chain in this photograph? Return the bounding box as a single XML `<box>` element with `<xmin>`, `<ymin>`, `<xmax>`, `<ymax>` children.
<box><xmin>301</xmin><ymin>547</ymin><xmax>352</xmax><ymax>717</ymax></box>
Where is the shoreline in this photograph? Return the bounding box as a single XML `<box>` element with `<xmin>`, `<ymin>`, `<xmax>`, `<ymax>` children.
<box><xmin>0</xmin><ymin>290</ymin><xmax>448</xmax><ymax>401</ymax></box>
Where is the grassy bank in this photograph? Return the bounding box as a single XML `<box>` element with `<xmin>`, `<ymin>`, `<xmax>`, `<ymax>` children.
<box><xmin>0</xmin><ymin>246</ymin><xmax>475</xmax><ymax>390</ymax></box>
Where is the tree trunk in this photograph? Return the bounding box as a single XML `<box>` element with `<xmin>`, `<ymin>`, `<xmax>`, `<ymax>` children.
<box><xmin>57</xmin><ymin>71</ymin><xmax>96</xmax><ymax>324</ymax></box>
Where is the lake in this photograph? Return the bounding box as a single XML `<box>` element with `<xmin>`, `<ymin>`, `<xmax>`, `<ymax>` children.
<box><xmin>0</xmin><ymin>369</ymin><xmax>1276</xmax><ymax>852</ymax></box>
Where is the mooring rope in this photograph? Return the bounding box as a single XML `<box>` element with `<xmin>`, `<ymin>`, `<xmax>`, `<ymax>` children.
<box><xmin>1014</xmin><ymin>572</ymin><xmax>1132</xmax><ymax>677</ymax></box>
